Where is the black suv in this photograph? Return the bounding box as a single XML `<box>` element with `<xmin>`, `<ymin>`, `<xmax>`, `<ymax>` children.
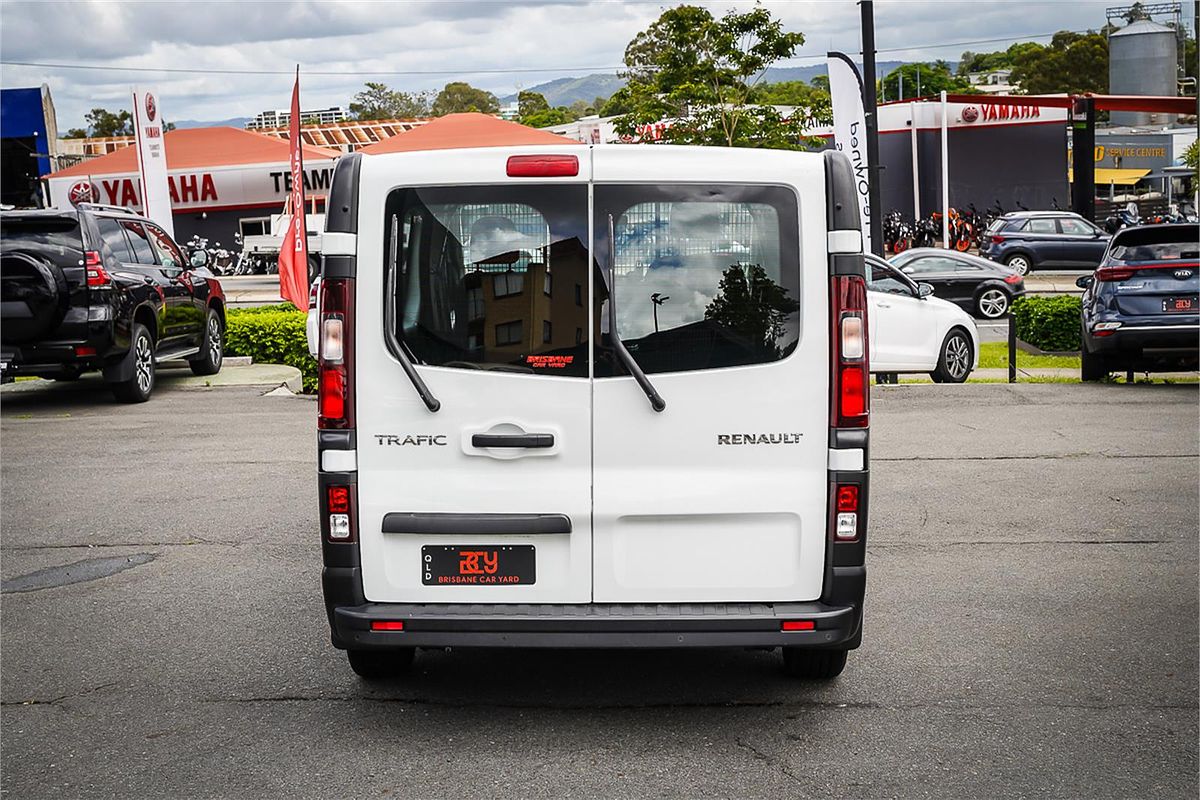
<box><xmin>0</xmin><ymin>204</ymin><xmax>226</xmax><ymax>402</ymax></box>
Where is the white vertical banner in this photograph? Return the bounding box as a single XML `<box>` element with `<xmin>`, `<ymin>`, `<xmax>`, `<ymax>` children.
<box><xmin>826</xmin><ymin>53</ymin><xmax>871</xmax><ymax>253</ymax></box>
<box><xmin>131</xmin><ymin>86</ymin><xmax>174</xmax><ymax>238</ymax></box>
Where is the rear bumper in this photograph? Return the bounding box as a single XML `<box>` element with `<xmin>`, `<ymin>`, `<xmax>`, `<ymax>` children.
<box><xmin>327</xmin><ymin>587</ymin><xmax>863</xmax><ymax>650</ymax></box>
<box><xmin>0</xmin><ymin>337</ymin><xmax>113</xmax><ymax>375</ymax></box>
<box><xmin>1087</xmin><ymin>323</ymin><xmax>1199</xmax><ymax>367</ymax></box>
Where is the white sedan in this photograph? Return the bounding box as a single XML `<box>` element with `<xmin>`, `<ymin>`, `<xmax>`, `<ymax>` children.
<box><xmin>305</xmin><ymin>279</ymin><xmax>320</xmax><ymax>358</ymax></box>
<box><xmin>865</xmin><ymin>254</ymin><xmax>980</xmax><ymax>382</ymax></box>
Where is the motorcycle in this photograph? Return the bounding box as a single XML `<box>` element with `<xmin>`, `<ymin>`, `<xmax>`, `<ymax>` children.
<box><xmin>1103</xmin><ymin>202</ymin><xmax>1141</xmax><ymax>234</ymax></box>
<box><xmin>883</xmin><ymin>209</ymin><xmax>912</xmax><ymax>253</ymax></box>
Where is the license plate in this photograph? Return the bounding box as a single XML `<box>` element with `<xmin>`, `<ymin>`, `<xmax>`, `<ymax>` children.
<box><xmin>421</xmin><ymin>545</ymin><xmax>535</xmax><ymax>586</ymax></box>
<box><xmin>1163</xmin><ymin>296</ymin><xmax>1197</xmax><ymax>313</ymax></box>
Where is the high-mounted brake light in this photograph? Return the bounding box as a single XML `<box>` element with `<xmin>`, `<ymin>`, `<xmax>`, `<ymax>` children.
<box><xmin>318</xmin><ymin>278</ymin><xmax>354</xmax><ymax>429</ymax></box>
<box><xmin>506</xmin><ymin>154</ymin><xmax>579</xmax><ymax>178</ymax></box>
<box><xmin>84</xmin><ymin>251</ymin><xmax>112</xmax><ymax>287</ymax></box>
<box><xmin>831</xmin><ymin>275</ymin><xmax>869</xmax><ymax>429</ymax></box>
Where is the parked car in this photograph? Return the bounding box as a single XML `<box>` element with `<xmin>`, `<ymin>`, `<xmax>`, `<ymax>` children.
<box><xmin>316</xmin><ymin>148</ymin><xmax>871</xmax><ymax>681</ymax></box>
<box><xmin>865</xmin><ymin>254</ymin><xmax>979</xmax><ymax>382</ymax></box>
<box><xmin>1077</xmin><ymin>224</ymin><xmax>1199</xmax><ymax>381</ymax></box>
<box><xmin>0</xmin><ymin>204</ymin><xmax>226</xmax><ymax>402</ymax></box>
<box><xmin>889</xmin><ymin>247</ymin><xmax>1025</xmax><ymax>319</ymax></box>
<box><xmin>979</xmin><ymin>211</ymin><xmax>1109</xmax><ymax>275</ymax></box>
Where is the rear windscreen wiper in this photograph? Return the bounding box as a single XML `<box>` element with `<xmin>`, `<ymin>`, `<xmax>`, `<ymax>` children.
<box><xmin>606</xmin><ymin>215</ymin><xmax>666</xmax><ymax>413</ymax></box>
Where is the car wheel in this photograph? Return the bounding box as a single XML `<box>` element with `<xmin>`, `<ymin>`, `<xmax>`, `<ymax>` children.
<box><xmin>1004</xmin><ymin>254</ymin><xmax>1031</xmax><ymax>275</ymax></box>
<box><xmin>347</xmin><ymin>648</ymin><xmax>415</xmax><ymax>680</ymax></box>
<box><xmin>975</xmin><ymin>287</ymin><xmax>1010</xmax><ymax>319</ymax></box>
<box><xmin>110</xmin><ymin>324</ymin><xmax>155</xmax><ymax>403</ymax></box>
<box><xmin>930</xmin><ymin>328</ymin><xmax>973</xmax><ymax>383</ymax></box>
<box><xmin>1080</xmin><ymin>344</ymin><xmax>1109</xmax><ymax>382</ymax></box>
<box><xmin>781</xmin><ymin>648</ymin><xmax>848</xmax><ymax>680</ymax></box>
<box><xmin>189</xmin><ymin>309</ymin><xmax>224</xmax><ymax>376</ymax></box>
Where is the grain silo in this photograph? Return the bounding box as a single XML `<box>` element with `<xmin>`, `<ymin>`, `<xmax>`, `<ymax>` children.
<box><xmin>1109</xmin><ymin>19</ymin><xmax>1179</xmax><ymax>126</ymax></box>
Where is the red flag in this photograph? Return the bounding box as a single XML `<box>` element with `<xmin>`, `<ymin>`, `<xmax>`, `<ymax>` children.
<box><xmin>278</xmin><ymin>66</ymin><xmax>309</xmax><ymax>310</ymax></box>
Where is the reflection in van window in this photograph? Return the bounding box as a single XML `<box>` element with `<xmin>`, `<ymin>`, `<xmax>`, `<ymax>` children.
<box><xmin>384</xmin><ymin>185</ymin><xmax>591</xmax><ymax>377</ymax></box>
<box><xmin>595</xmin><ymin>185</ymin><xmax>801</xmax><ymax>376</ymax></box>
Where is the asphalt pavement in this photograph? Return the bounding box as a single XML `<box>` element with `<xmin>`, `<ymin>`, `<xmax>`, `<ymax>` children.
<box><xmin>1</xmin><ymin>382</ymin><xmax>1196</xmax><ymax>799</ymax></box>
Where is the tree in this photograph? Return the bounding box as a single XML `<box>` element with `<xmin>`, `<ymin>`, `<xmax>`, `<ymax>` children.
<box><xmin>610</xmin><ymin>4</ymin><xmax>817</xmax><ymax>149</ymax></box>
<box><xmin>350</xmin><ymin>82</ymin><xmax>430</xmax><ymax>120</ymax></box>
<box><xmin>82</xmin><ymin>107</ymin><xmax>133</xmax><ymax>137</ymax></box>
<box><xmin>1010</xmin><ymin>31</ymin><xmax>1108</xmax><ymax>95</ymax></box>
<box><xmin>64</xmin><ymin>127</ymin><xmax>88</xmax><ymax>139</ymax></box>
<box><xmin>1183</xmin><ymin>140</ymin><xmax>1199</xmax><ymax>182</ymax></box>
<box><xmin>751</xmin><ymin>80</ymin><xmax>831</xmax><ymax>125</ymax></box>
<box><xmin>518</xmin><ymin>91</ymin><xmax>570</xmax><ymax>127</ymax></box>
<box><xmin>704</xmin><ymin>263</ymin><xmax>800</xmax><ymax>358</ymax></box>
<box><xmin>431</xmin><ymin>82</ymin><xmax>500</xmax><ymax>116</ymax></box>
<box><xmin>882</xmin><ymin>61</ymin><xmax>969</xmax><ymax>101</ymax></box>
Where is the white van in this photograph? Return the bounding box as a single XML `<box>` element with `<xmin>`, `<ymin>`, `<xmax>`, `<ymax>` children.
<box><xmin>317</xmin><ymin>146</ymin><xmax>870</xmax><ymax>681</ymax></box>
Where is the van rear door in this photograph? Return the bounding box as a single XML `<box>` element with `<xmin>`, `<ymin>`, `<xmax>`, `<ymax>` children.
<box><xmin>354</xmin><ymin>149</ymin><xmax>594</xmax><ymax>603</ymax></box>
<box><xmin>589</xmin><ymin>148</ymin><xmax>831</xmax><ymax>603</ymax></box>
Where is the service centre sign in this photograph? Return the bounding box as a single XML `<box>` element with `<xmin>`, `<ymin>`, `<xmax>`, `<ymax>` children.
<box><xmin>47</xmin><ymin>160</ymin><xmax>338</xmax><ymax>214</ymax></box>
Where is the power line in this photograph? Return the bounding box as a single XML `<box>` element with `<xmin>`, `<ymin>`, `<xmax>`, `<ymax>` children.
<box><xmin>0</xmin><ymin>30</ymin><xmax>1084</xmax><ymax>79</ymax></box>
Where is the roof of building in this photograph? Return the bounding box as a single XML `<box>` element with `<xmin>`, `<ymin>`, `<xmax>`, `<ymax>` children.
<box><xmin>357</xmin><ymin>112</ymin><xmax>576</xmax><ymax>155</ymax></box>
<box><xmin>50</xmin><ymin>126</ymin><xmax>342</xmax><ymax>178</ymax></box>
<box><xmin>254</xmin><ymin>118</ymin><xmax>428</xmax><ymax>150</ymax></box>
<box><xmin>1110</xmin><ymin>18</ymin><xmax>1175</xmax><ymax>36</ymax></box>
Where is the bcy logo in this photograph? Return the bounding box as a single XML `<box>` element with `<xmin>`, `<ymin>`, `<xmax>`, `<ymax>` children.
<box><xmin>67</xmin><ymin>180</ymin><xmax>99</xmax><ymax>206</ymax></box>
<box><xmin>144</xmin><ymin>93</ymin><xmax>157</xmax><ymax>123</ymax></box>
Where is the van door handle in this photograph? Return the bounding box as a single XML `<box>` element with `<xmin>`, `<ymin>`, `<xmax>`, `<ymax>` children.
<box><xmin>471</xmin><ymin>433</ymin><xmax>555</xmax><ymax>449</ymax></box>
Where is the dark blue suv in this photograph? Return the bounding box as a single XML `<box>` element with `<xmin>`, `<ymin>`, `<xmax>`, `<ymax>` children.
<box><xmin>979</xmin><ymin>211</ymin><xmax>1110</xmax><ymax>275</ymax></box>
<box><xmin>1077</xmin><ymin>224</ymin><xmax>1199</xmax><ymax>381</ymax></box>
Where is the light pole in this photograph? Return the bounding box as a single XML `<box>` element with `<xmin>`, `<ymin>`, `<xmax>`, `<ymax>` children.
<box><xmin>651</xmin><ymin>292</ymin><xmax>670</xmax><ymax>332</ymax></box>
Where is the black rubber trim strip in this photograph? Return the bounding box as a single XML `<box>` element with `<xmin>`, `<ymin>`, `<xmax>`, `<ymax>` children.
<box><xmin>323</xmin><ymin>254</ymin><xmax>355</xmax><ymax>280</ymax></box>
<box><xmin>830</xmin><ymin>253</ymin><xmax>867</xmax><ymax>278</ymax></box>
<box><xmin>381</xmin><ymin>513</ymin><xmax>572</xmax><ymax>535</ymax></box>
<box><xmin>823</xmin><ymin>149</ymin><xmax>861</xmax><ymax>234</ymax></box>
<box><xmin>325</xmin><ymin>153</ymin><xmax>361</xmax><ymax>234</ymax></box>
<box><xmin>319</xmin><ymin>429</ymin><xmax>356</xmax><ymax>451</ymax></box>
<box><xmin>471</xmin><ymin>433</ymin><xmax>554</xmax><ymax>449</ymax></box>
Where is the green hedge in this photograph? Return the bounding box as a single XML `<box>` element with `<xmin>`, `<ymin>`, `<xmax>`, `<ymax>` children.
<box><xmin>1011</xmin><ymin>294</ymin><xmax>1082</xmax><ymax>352</ymax></box>
<box><xmin>224</xmin><ymin>307</ymin><xmax>316</xmax><ymax>392</ymax></box>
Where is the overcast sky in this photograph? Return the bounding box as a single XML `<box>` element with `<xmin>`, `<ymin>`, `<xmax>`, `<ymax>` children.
<box><xmin>0</xmin><ymin>0</ymin><xmax>1188</xmax><ymax>129</ymax></box>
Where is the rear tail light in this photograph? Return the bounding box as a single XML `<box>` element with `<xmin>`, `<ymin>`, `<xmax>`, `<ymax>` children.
<box><xmin>322</xmin><ymin>483</ymin><xmax>356</xmax><ymax>542</ymax></box>
<box><xmin>835</xmin><ymin>483</ymin><xmax>860</xmax><ymax>541</ymax></box>
<box><xmin>1092</xmin><ymin>321</ymin><xmax>1122</xmax><ymax>337</ymax></box>
<box><xmin>74</xmin><ymin>346</ymin><xmax>97</xmax><ymax>357</ymax></box>
<box><xmin>506</xmin><ymin>154</ymin><xmax>579</xmax><ymax>177</ymax></box>
<box><xmin>84</xmin><ymin>251</ymin><xmax>112</xmax><ymax>287</ymax></box>
<box><xmin>831</xmin><ymin>275</ymin><xmax>869</xmax><ymax>428</ymax></box>
<box><xmin>990</xmin><ymin>235</ymin><xmax>1005</xmax><ymax>245</ymax></box>
<box><xmin>1003</xmin><ymin>273</ymin><xmax>1023</xmax><ymax>285</ymax></box>
<box><xmin>318</xmin><ymin>278</ymin><xmax>354</xmax><ymax>429</ymax></box>
<box><xmin>1096</xmin><ymin>266</ymin><xmax>1134</xmax><ymax>282</ymax></box>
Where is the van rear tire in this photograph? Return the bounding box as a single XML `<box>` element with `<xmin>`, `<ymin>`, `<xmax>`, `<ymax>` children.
<box><xmin>781</xmin><ymin>648</ymin><xmax>847</xmax><ymax>680</ymax></box>
<box><xmin>347</xmin><ymin>648</ymin><xmax>415</xmax><ymax>679</ymax></box>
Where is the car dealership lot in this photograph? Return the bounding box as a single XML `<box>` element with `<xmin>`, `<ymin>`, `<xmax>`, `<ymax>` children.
<box><xmin>1</xmin><ymin>382</ymin><xmax>1196</xmax><ymax>799</ymax></box>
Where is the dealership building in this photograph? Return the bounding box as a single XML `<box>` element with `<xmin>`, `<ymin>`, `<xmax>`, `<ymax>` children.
<box><xmin>45</xmin><ymin>126</ymin><xmax>341</xmax><ymax>245</ymax></box>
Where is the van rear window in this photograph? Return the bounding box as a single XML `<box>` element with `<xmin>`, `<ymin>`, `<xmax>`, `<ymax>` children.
<box><xmin>384</xmin><ymin>185</ymin><xmax>591</xmax><ymax>377</ymax></box>
<box><xmin>593</xmin><ymin>184</ymin><xmax>801</xmax><ymax>376</ymax></box>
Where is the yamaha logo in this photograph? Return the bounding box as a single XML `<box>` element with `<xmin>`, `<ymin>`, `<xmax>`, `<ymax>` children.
<box><xmin>961</xmin><ymin>106</ymin><xmax>980</xmax><ymax>123</ymax></box>
<box><xmin>1174</xmin><ymin>269</ymin><xmax>1193</xmax><ymax>280</ymax></box>
<box><xmin>67</xmin><ymin>180</ymin><xmax>98</xmax><ymax>206</ymax></box>
<box><xmin>145</xmin><ymin>93</ymin><xmax>157</xmax><ymax>122</ymax></box>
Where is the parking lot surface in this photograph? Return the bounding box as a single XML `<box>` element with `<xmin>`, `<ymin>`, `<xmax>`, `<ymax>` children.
<box><xmin>1</xmin><ymin>381</ymin><xmax>1196</xmax><ymax>799</ymax></box>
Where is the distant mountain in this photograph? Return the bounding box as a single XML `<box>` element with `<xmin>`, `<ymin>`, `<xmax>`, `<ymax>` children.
<box><xmin>500</xmin><ymin>74</ymin><xmax>625</xmax><ymax>107</ymax></box>
<box><xmin>761</xmin><ymin>60</ymin><xmax>906</xmax><ymax>84</ymax></box>
<box><xmin>171</xmin><ymin>117</ymin><xmax>252</xmax><ymax>130</ymax></box>
<box><xmin>499</xmin><ymin>61</ymin><xmax>913</xmax><ymax>110</ymax></box>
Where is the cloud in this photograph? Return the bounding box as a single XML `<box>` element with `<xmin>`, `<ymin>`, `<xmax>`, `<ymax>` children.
<box><xmin>0</xmin><ymin>0</ymin><xmax>1149</xmax><ymax>128</ymax></box>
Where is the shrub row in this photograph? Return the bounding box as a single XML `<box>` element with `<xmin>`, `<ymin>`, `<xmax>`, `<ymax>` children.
<box><xmin>1011</xmin><ymin>294</ymin><xmax>1082</xmax><ymax>352</ymax></box>
<box><xmin>224</xmin><ymin>306</ymin><xmax>316</xmax><ymax>392</ymax></box>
